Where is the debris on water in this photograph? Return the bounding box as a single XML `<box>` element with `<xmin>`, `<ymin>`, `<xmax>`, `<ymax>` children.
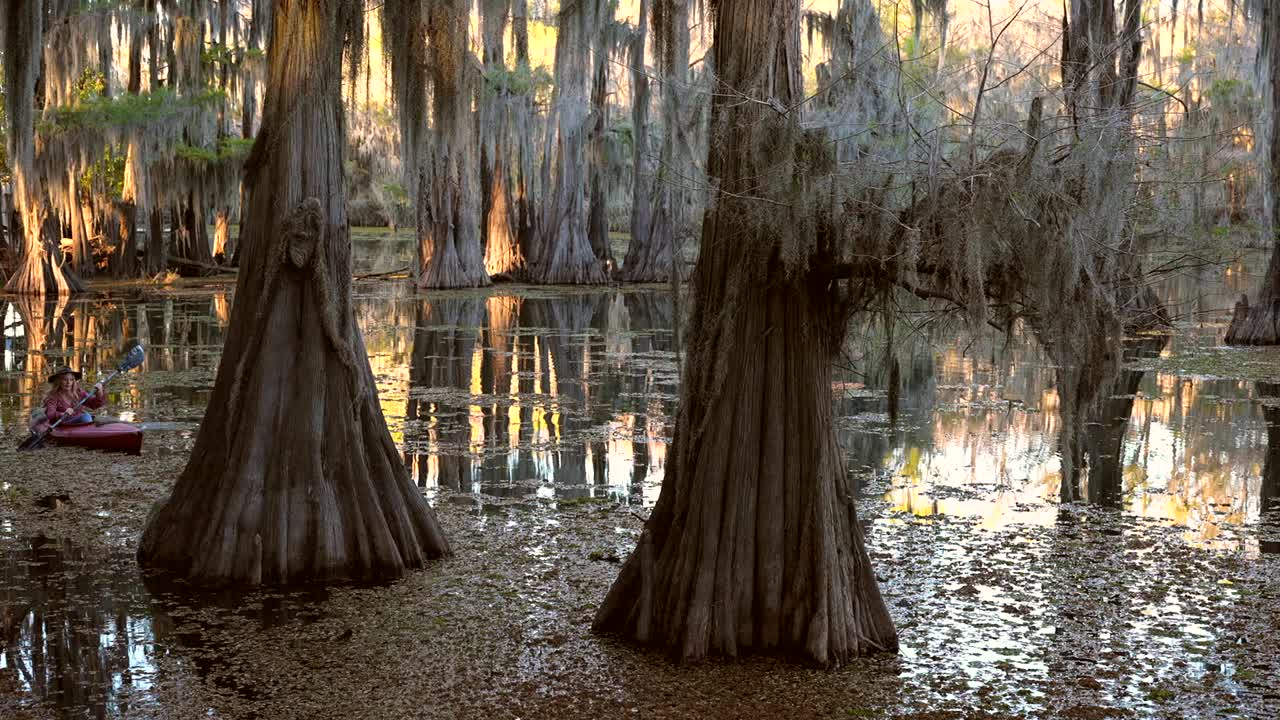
<box><xmin>33</xmin><ymin>493</ymin><xmax>71</xmax><ymax>510</ymax></box>
<box><xmin>2</xmin><ymin>281</ymin><xmax>1280</xmax><ymax>718</ymax></box>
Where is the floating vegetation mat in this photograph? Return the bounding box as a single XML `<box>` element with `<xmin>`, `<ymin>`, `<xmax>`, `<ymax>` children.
<box><xmin>2</xmin><ymin>280</ymin><xmax>1279</xmax><ymax>718</ymax></box>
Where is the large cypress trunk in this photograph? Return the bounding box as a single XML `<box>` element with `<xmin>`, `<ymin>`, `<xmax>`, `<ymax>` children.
<box><xmin>622</xmin><ymin>0</ymin><xmax>687</xmax><ymax>283</ymax></box>
<box><xmin>593</xmin><ymin>0</ymin><xmax>897</xmax><ymax>665</ymax></box>
<box><xmin>531</xmin><ymin>0</ymin><xmax>607</xmax><ymax>284</ymax></box>
<box><xmin>417</xmin><ymin>0</ymin><xmax>489</xmax><ymax>288</ymax></box>
<box><xmin>3</xmin><ymin>0</ymin><xmax>84</xmax><ymax>297</ymax></box>
<box><xmin>138</xmin><ymin>0</ymin><xmax>450</xmax><ymax>585</ymax></box>
<box><xmin>1224</xmin><ymin>0</ymin><xmax>1280</xmax><ymax>344</ymax></box>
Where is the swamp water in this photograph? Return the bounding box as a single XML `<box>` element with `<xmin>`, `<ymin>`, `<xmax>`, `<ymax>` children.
<box><xmin>0</xmin><ymin>260</ymin><xmax>1278</xmax><ymax>718</ymax></box>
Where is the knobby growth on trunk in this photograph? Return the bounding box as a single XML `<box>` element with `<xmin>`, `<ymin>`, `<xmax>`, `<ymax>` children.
<box><xmin>1225</xmin><ymin>0</ymin><xmax>1280</xmax><ymax>344</ymax></box>
<box><xmin>139</xmin><ymin>0</ymin><xmax>450</xmax><ymax>585</ymax></box>
<box><xmin>594</xmin><ymin>0</ymin><xmax>898</xmax><ymax>666</ymax></box>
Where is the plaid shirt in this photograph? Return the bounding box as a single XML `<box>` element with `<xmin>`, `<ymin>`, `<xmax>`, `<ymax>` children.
<box><xmin>44</xmin><ymin>389</ymin><xmax>105</xmax><ymax>423</ymax></box>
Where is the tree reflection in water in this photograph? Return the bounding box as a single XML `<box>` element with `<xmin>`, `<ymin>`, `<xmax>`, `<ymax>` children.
<box><xmin>400</xmin><ymin>290</ymin><xmax>678</xmax><ymax>505</ymax></box>
<box><xmin>1</xmin><ymin>536</ymin><xmax>149</xmax><ymax>717</ymax></box>
<box><xmin>1080</xmin><ymin>335</ymin><xmax>1170</xmax><ymax>508</ymax></box>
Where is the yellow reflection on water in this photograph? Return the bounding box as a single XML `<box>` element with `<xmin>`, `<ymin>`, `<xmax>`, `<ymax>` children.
<box><xmin>884</xmin><ymin>368</ymin><xmax>1265</xmax><ymax>552</ymax></box>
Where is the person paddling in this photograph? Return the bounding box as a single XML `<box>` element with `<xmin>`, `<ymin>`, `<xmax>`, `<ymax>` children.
<box><xmin>43</xmin><ymin>366</ymin><xmax>106</xmax><ymax>427</ymax></box>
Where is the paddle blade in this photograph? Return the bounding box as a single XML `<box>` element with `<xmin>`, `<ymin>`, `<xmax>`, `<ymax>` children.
<box><xmin>119</xmin><ymin>345</ymin><xmax>145</xmax><ymax>372</ymax></box>
<box><xmin>17</xmin><ymin>432</ymin><xmax>46</xmax><ymax>451</ymax></box>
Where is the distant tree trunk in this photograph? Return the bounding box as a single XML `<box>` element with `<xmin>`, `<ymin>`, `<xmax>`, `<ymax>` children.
<box><xmin>623</xmin><ymin>0</ymin><xmax>686</xmax><ymax>283</ymax></box>
<box><xmin>67</xmin><ymin>174</ymin><xmax>95</xmax><ymax>278</ymax></box>
<box><xmin>117</xmin><ymin>23</ymin><xmax>147</xmax><ymax>280</ymax></box>
<box><xmin>1226</xmin><ymin>1</ymin><xmax>1280</xmax><ymax>343</ymax></box>
<box><xmin>242</xmin><ymin>0</ymin><xmax>269</xmax><ymax>144</ymax></box>
<box><xmin>382</xmin><ymin>0</ymin><xmax>429</xmax><ymax>226</ymax></box>
<box><xmin>213</xmin><ymin>207</ymin><xmax>231</xmax><ymax>263</ymax></box>
<box><xmin>484</xmin><ymin>155</ymin><xmax>522</xmax><ymax>278</ymax></box>
<box><xmin>532</xmin><ymin>0</ymin><xmax>607</xmax><ymax>284</ymax></box>
<box><xmin>626</xmin><ymin>0</ymin><xmax>654</xmax><ymax>275</ymax></box>
<box><xmin>593</xmin><ymin>0</ymin><xmax>897</xmax><ymax>665</ymax></box>
<box><xmin>511</xmin><ymin>0</ymin><xmax>539</xmax><ymax>267</ymax></box>
<box><xmin>1055</xmin><ymin>0</ymin><xmax>1145</xmax><ymax>498</ymax></box>
<box><xmin>480</xmin><ymin>0</ymin><xmax>525</xmax><ymax>278</ymax></box>
<box><xmin>587</xmin><ymin>43</ymin><xmax>615</xmax><ymax>274</ymax></box>
<box><xmin>139</xmin><ymin>0</ymin><xmax>450</xmax><ymax>585</ymax></box>
<box><xmin>144</xmin><ymin>208</ymin><xmax>166</xmax><ymax>275</ymax></box>
<box><xmin>171</xmin><ymin>195</ymin><xmax>212</xmax><ymax>268</ymax></box>
<box><xmin>417</xmin><ymin>0</ymin><xmax>489</xmax><ymax>288</ymax></box>
<box><xmin>113</xmin><ymin>201</ymin><xmax>139</xmax><ymax>277</ymax></box>
<box><xmin>3</xmin><ymin>0</ymin><xmax>83</xmax><ymax>296</ymax></box>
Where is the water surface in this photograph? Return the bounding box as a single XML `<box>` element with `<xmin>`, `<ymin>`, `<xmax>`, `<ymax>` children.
<box><xmin>1</xmin><ymin>258</ymin><xmax>1278</xmax><ymax>718</ymax></box>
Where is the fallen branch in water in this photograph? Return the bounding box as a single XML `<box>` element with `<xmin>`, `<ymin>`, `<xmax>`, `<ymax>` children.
<box><xmin>354</xmin><ymin>265</ymin><xmax>410</xmax><ymax>280</ymax></box>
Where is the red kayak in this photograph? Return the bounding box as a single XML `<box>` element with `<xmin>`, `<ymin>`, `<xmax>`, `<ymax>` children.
<box><xmin>49</xmin><ymin>422</ymin><xmax>144</xmax><ymax>455</ymax></box>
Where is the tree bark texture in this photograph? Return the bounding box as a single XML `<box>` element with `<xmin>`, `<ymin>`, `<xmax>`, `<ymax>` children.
<box><xmin>623</xmin><ymin>0</ymin><xmax>687</xmax><ymax>283</ymax></box>
<box><xmin>213</xmin><ymin>207</ymin><xmax>232</xmax><ymax>262</ymax></box>
<box><xmin>3</xmin><ymin>0</ymin><xmax>84</xmax><ymax>296</ymax></box>
<box><xmin>479</xmin><ymin>0</ymin><xmax>525</xmax><ymax>279</ymax></box>
<box><xmin>1226</xmin><ymin>2</ymin><xmax>1280</xmax><ymax>343</ymax></box>
<box><xmin>144</xmin><ymin>208</ymin><xmax>166</xmax><ymax>276</ymax></box>
<box><xmin>532</xmin><ymin>0</ymin><xmax>607</xmax><ymax>285</ymax></box>
<box><xmin>171</xmin><ymin>195</ymin><xmax>213</xmax><ymax>269</ymax></box>
<box><xmin>593</xmin><ymin>0</ymin><xmax>897</xmax><ymax>665</ymax></box>
<box><xmin>483</xmin><ymin>158</ymin><xmax>523</xmax><ymax>278</ymax></box>
<box><xmin>417</xmin><ymin>0</ymin><xmax>490</xmax><ymax>289</ymax></box>
<box><xmin>626</xmin><ymin>0</ymin><xmax>655</xmax><ymax>276</ymax></box>
<box><xmin>587</xmin><ymin>45</ymin><xmax>614</xmax><ymax>273</ymax></box>
<box><xmin>138</xmin><ymin>0</ymin><xmax>450</xmax><ymax>586</ymax></box>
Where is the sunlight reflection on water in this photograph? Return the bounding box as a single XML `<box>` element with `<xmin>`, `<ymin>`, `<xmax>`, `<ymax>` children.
<box><xmin>1</xmin><ymin>256</ymin><xmax>1278</xmax><ymax>716</ymax></box>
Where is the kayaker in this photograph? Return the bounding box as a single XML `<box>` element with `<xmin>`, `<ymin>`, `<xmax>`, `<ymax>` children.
<box><xmin>43</xmin><ymin>366</ymin><xmax>106</xmax><ymax>426</ymax></box>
